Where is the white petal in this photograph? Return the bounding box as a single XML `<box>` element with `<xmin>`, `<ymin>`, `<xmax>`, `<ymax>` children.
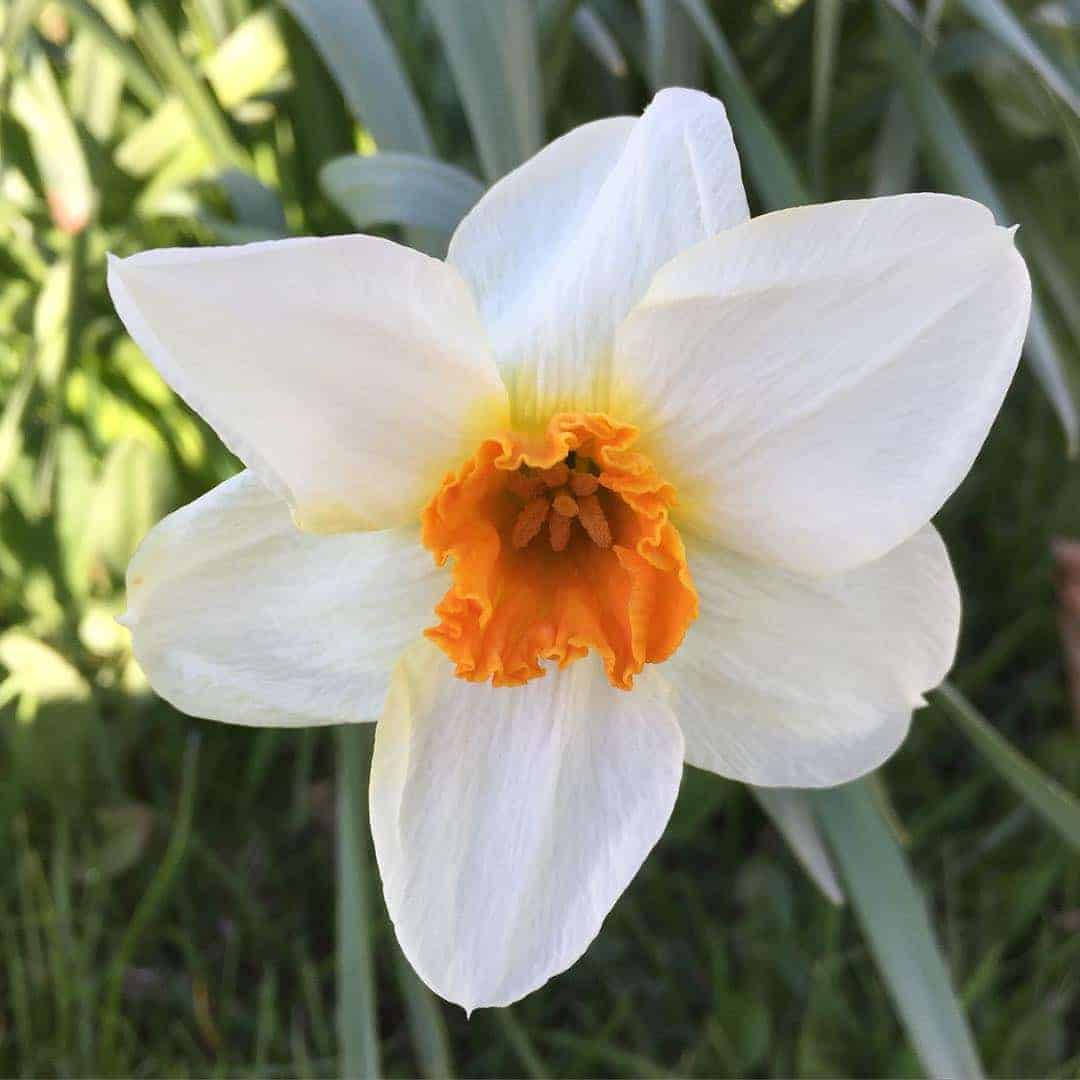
<box><xmin>108</xmin><ymin>235</ymin><xmax>508</xmax><ymax>533</ymax></box>
<box><xmin>370</xmin><ymin>643</ymin><xmax>684</xmax><ymax>1010</ymax></box>
<box><xmin>613</xmin><ymin>194</ymin><xmax>1031</xmax><ymax>575</ymax></box>
<box><xmin>667</xmin><ymin>526</ymin><xmax>960</xmax><ymax>787</ymax></box>
<box><xmin>448</xmin><ymin>87</ymin><xmax>748</xmax><ymax>425</ymax></box>
<box><xmin>123</xmin><ymin>471</ymin><xmax>445</xmax><ymax>726</ymax></box>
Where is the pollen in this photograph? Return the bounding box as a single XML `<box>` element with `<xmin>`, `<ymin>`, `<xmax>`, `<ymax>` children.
<box><xmin>421</xmin><ymin>412</ymin><xmax>699</xmax><ymax>690</ymax></box>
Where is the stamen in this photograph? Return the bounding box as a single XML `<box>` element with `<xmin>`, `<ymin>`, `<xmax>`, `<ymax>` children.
<box><xmin>549</xmin><ymin>510</ymin><xmax>571</xmax><ymax>552</ymax></box>
<box><xmin>577</xmin><ymin>494</ymin><xmax>612</xmax><ymax>549</ymax></box>
<box><xmin>422</xmin><ymin>410</ymin><xmax>699</xmax><ymax>691</ymax></box>
<box><xmin>512</xmin><ymin>496</ymin><xmax>550</xmax><ymax>549</ymax></box>
<box><xmin>507</xmin><ymin>470</ymin><xmax>544</xmax><ymax>500</ymax></box>
<box><xmin>569</xmin><ymin>472</ymin><xmax>599</xmax><ymax>497</ymax></box>
<box><xmin>539</xmin><ymin>463</ymin><xmax>570</xmax><ymax>488</ymax></box>
<box><xmin>552</xmin><ymin>493</ymin><xmax>579</xmax><ymax>518</ymax></box>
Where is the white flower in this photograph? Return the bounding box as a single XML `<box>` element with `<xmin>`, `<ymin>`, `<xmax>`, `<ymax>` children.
<box><xmin>108</xmin><ymin>88</ymin><xmax>1031</xmax><ymax>1011</ymax></box>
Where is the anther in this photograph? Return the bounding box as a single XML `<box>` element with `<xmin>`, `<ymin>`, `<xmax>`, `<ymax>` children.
<box><xmin>539</xmin><ymin>463</ymin><xmax>570</xmax><ymax>488</ymax></box>
<box><xmin>512</xmin><ymin>496</ymin><xmax>550</xmax><ymax>549</ymax></box>
<box><xmin>569</xmin><ymin>472</ymin><xmax>599</xmax><ymax>497</ymax></box>
<box><xmin>552</xmin><ymin>493</ymin><xmax>579</xmax><ymax>517</ymax></box>
<box><xmin>577</xmin><ymin>494</ymin><xmax>612</xmax><ymax>549</ymax></box>
<box><xmin>507</xmin><ymin>470</ymin><xmax>544</xmax><ymax>500</ymax></box>
<box><xmin>549</xmin><ymin>511</ymin><xmax>571</xmax><ymax>552</ymax></box>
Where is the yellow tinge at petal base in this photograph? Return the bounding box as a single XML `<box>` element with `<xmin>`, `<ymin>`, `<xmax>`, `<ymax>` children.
<box><xmin>421</xmin><ymin>413</ymin><xmax>699</xmax><ymax>689</ymax></box>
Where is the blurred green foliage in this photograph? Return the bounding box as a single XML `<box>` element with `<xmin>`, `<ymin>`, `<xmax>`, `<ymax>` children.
<box><xmin>1</xmin><ymin>0</ymin><xmax>1079</xmax><ymax>1076</ymax></box>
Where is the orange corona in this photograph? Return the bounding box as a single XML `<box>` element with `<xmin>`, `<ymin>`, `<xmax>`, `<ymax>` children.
<box><xmin>421</xmin><ymin>413</ymin><xmax>699</xmax><ymax>689</ymax></box>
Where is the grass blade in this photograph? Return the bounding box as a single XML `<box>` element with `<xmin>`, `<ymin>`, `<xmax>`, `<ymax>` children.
<box><xmin>218</xmin><ymin>168</ymin><xmax>287</xmax><ymax>236</ymax></box>
<box><xmin>877</xmin><ymin>0</ymin><xmax>1080</xmax><ymax>454</ymax></box>
<box><xmin>101</xmin><ymin>734</ymin><xmax>200</xmax><ymax>1064</ymax></box>
<box><xmin>393</xmin><ymin>947</ymin><xmax>455</xmax><ymax>1079</ymax></box>
<box><xmin>812</xmin><ymin>778</ymin><xmax>985</xmax><ymax>1079</ymax></box>
<box><xmin>336</xmin><ymin>724</ymin><xmax>379</xmax><ymax>1080</ymax></box>
<box><xmin>58</xmin><ymin>0</ymin><xmax>162</xmax><ymax>109</ymax></box>
<box><xmin>135</xmin><ymin>5</ymin><xmax>246</xmax><ymax>169</ymax></box>
<box><xmin>678</xmin><ymin>0</ymin><xmax>808</xmax><ymax>209</ymax></box>
<box><xmin>494</xmin><ymin>1009</ymin><xmax>550</xmax><ymax>1079</ymax></box>
<box><xmin>573</xmin><ymin>6</ymin><xmax>627</xmax><ymax>79</ymax></box>
<box><xmin>871</xmin><ymin>94</ymin><xmax>919</xmax><ymax>195</ymax></box>
<box><xmin>321</xmin><ymin>152</ymin><xmax>483</xmax><ymax>235</ymax></box>
<box><xmin>641</xmin><ymin>0</ymin><xmax>703</xmax><ymax>92</ymax></box>
<box><xmin>426</xmin><ymin>0</ymin><xmax>544</xmax><ymax>181</ymax></box>
<box><xmin>956</xmin><ymin>0</ymin><xmax>1080</xmax><ymax>115</ymax></box>
<box><xmin>933</xmin><ymin>682</ymin><xmax>1080</xmax><ymax>852</ymax></box>
<box><xmin>10</xmin><ymin>48</ymin><xmax>97</xmax><ymax>232</ymax></box>
<box><xmin>810</xmin><ymin>0</ymin><xmax>843</xmax><ymax>194</ymax></box>
<box><xmin>280</xmin><ymin>0</ymin><xmax>433</xmax><ymax>155</ymax></box>
<box><xmin>750</xmin><ymin>787</ymin><xmax>844</xmax><ymax>905</ymax></box>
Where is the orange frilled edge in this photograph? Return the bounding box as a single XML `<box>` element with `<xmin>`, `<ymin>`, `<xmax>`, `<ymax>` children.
<box><xmin>420</xmin><ymin>412</ymin><xmax>699</xmax><ymax>690</ymax></box>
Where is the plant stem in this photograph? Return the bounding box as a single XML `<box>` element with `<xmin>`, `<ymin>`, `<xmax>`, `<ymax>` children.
<box><xmin>336</xmin><ymin>725</ymin><xmax>379</xmax><ymax>1079</ymax></box>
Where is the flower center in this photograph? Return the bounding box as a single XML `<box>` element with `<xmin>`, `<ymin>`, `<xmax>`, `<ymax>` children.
<box><xmin>421</xmin><ymin>412</ymin><xmax>699</xmax><ymax>689</ymax></box>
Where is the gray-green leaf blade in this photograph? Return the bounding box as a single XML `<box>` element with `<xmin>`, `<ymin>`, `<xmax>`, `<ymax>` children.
<box><xmin>321</xmin><ymin>152</ymin><xmax>483</xmax><ymax>235</ymax></box>
<box><xmin>280</xmin><ymin>0</ymin><xmax>433</xmax><ymax>156</ymax></box>
<box><xmin>426</xmin><ymin>0</ymin><xmax>544</xmax><ymax>181</ymax></box>
<box><xmin>812</xmin><ymin>778</ymin><xmax>984</xmax><ymax>1080</ymax></box>
<box><xmin>933</xmin><ymin>683</ymin><xmax>1080</xmax><ymax>852</ymax></box>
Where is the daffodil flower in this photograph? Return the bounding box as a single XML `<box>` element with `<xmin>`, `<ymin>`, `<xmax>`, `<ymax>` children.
<box><xmin>108</xmin><ymin>88</ymin><xmax>1030</xmax><ymax>1011</ymax></box>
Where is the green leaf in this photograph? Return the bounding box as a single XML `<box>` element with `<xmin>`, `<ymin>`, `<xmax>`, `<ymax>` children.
<box><xmin>678</xmin><ymin>0</ymin><xmax>808</xmax><ymax>209</ymax></box>
<box><xmin>932</xmin><ymin>682</ymin><xmax>1080</xmax><ymax>853</ymax></box>
<box><xmin>810</xmin><ymin>0</ymin><xmax>843</xmax><ymax>194</ymax></box>
<box><xmin>955</xmin><ymin>0</ymin><xmax>1080</xmax><ymax>115</ymax></box>
<box><xmin>204</xmin><ymin>9</ymin><xmax>288</xmax><ymax>110</ymax></box>
<box><xmin>114</xmin><ymin>98</ymin><xmax>193</xmax><ymax>177</ymax></box>
<box><xmin>218</xmin><ymin>168</ymin><xmax>288</xmax><ymax>235</ymax></box>
<box><xmin>321</xmin><ymin>152</ymin><xmax>483</xmax><ymax>236</ymax></box>
<box><xmin>812</xmin><ymin>778</ymin><xmax>984</xmax><ymax>1080</ymax></box>
<box><xmin>640</xmin><ymin>0</ymin><xmax>702</xmax><ymax>92</ymax></box>
<box><xmin>877</xmin><ymin>0</ymin><xmax>1080</xmax><ymax>454</ymax></box>
<box><xmin>426</xmin><ymin>0</ymin><xmax>544</xmax><ymax>181</ymax></box>
<box><xmin>69</xmin><ymin>27</ymin><xmax>125</xmax><ymax>141</ymax></box>
<box><xmin>393</xmin><ymin>947</ymin><xmax>455</xmax><ymax>1079</ymax></box>
<box><xmin>91</xmin><ymin>803</ymin><xmax>155</xmax><ymax>880</ymax></box>
<box><xmin>135</xmin><ymin>5</ymin><xmax>247</xmax><ymax>169</ymax></box>
<box><xmin>750</xmin><ymin>786</ymin><xmax>844</xmax><ymax>905</ymax></box>
<box><xmin>336</xmin><ymin>725</ymin><xmax>379</xmax><ymax>1080</ymax></box>
<box><xmin>871</xmin><ymin>95</ymin><xmax>919</xmax><ymax>196</ymax></box>
<box><xmin>0</xmin><ymin>359</ymin><xmax>35</xmax><ymax>482</ymax></box>
<box><xmin>10</xmin><ymin>48</ymin><xmax>97</xmax><ymax>232</ymax></box>
<box><xmin>572</xmin><ymin>6</ymin><xmax>627</xmax><ymax>79</ymax></box>
<box><xmin>0</xmin><ymin>0</ymin><xmax>47</xmax><ymax>63</ymax></box>
<box><xmin>58</xmin><ymin>0</ymin><xmax>162</xmax><ymax>109</ymax></box>
<box><xmin>280</xmin><ymin>0</ymin><xmax>433</xmax><ymax>156</ymax></box>
<box><xmin>101</xmin><ymin>734</ymin><xmax>200</xmax><ymax>1065</ymax></box>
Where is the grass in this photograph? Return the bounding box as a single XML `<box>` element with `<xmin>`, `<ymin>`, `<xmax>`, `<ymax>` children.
<box><xmin>2</xmin><ymin>372</ymin><xmax>1078</xmax><ymax>1077</ymax></box>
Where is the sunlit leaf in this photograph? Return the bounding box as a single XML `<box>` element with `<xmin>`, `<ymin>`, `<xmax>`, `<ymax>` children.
<box><xmin>56</xmin><ymin>0</ymin><xmax>161</xmax><ymax>108</ymax></box>
<box><xmin>134</xmin><ymin>5</ymin><xmax>246</xmax><ymax>169</ymax></box>
<box><xmin>10</xmin><ymin>48</ymin><xmax>97</xmax><ymax>232</ymax></box>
